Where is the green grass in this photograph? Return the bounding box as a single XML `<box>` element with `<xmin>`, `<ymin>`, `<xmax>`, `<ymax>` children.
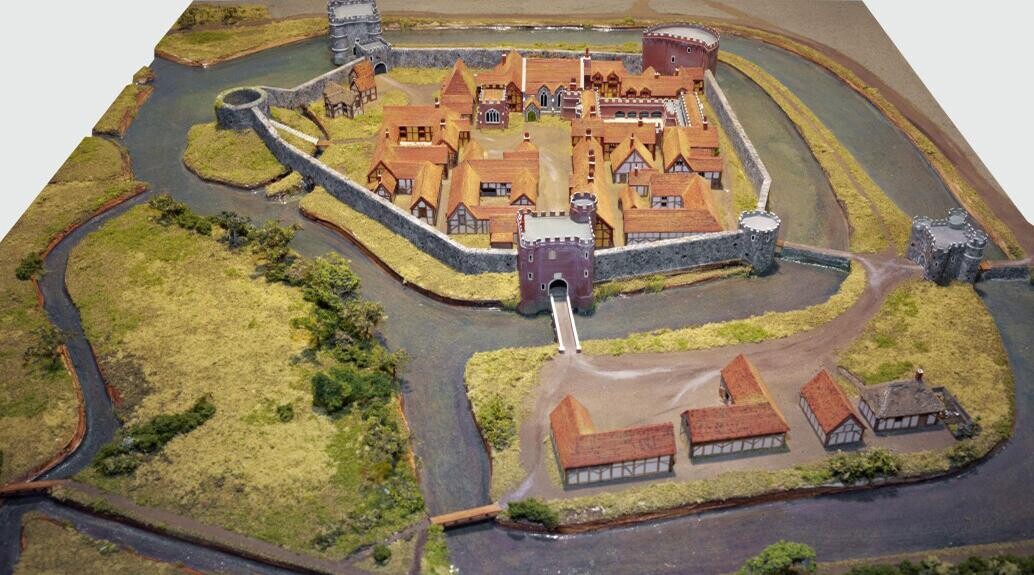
<box><xmin>720</xmin><ymin>52</ymin><xmax>911</xmax><ymax>255</ymax></box>
<box><xmin>14</xmin><ymin>512</ymin><xmax>183</xmax><ymax>574</ymax></box>
<box><xmin>157</xmin><ymin>17</ymin><xmax>327</xmax><ymax>66</ymax></box>
<box><xmin>704</xmin><ymin>99</ymin><xmax>759</xmax><ymax>215</ymax></box>
<box><xmin>386</xmin><ymin>67</ymin><xmax>452</xmax><ymax>86</ymax></box>
<box><xmin>51</xmin><ymin>137</ymin><xmax>130</xmax><ymax>184</ymax></box>
<box><xmin>172</xmin><ymin>4</ymin><xmax>269</xmax><ymax>31</ymax></box>
<box><xmin>308</xmin><ymin>89</ymin><xmax>409</xmax><ymax>142</ymax></box>
<box><xmin>265</xmin><ymin>171</ymin><xmax>305</xmax><ymax>200</ymax></box>
<box><xmin>356</xmin><ymin>533</ymin><xmax>419</xmax><ymax>575</ymax></box>
<box><xmin>468</xmin><ymin>264</ymin><xmax>865</xmax><ymax>497</ymax></box>
<box><xmin>183</xmin><ymin>122</ymin><xmax>308</xmax><ymax>188</ymax></box>
<box><xmin>319</xmin><ymin>141</ymin><xmax>374</xmax><ymax>183</ymax></box>
<box><xmin>93</xmin><ymin>83</ymin><xmax>153</xmax><ymax>138</ymax></box>
<box><xmin>595</xmin><ymin>266</ymin><xmax>750</xmax><ymax>303</ymax></box>
<box><xmin>301</xmin><ymin>188</ymin><xmax>519</xmax><ymax>303</ymax></box>
<box><xmin>66</xmin><ymin>205</ymin><xmax>422</xmax><ymax>557</ymax></box>
<box><xmin>841</xmin><ymin>280</ymin><xmax>1013</xmax><ymax>473</ymax></box>
<box><xmin>270</xmin><ymin>107</ymin><xmax>323</xmax><ymax>140</ymax></box>
<box><xmin>421</xmin><ymin>525</ymin><xmax>453</xmax><ymax>575</ymax></box>
<box><xmin>0</xmin><ymin>136</ymin><xmax>145</xmax><ymax>483</ymax></box>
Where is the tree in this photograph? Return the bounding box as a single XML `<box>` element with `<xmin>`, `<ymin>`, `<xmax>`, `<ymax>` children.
<box><xmin>211</xmin><ymin>211</ymin><xmax>254</xmax><ymax>248</ymax></box>
<box><xmin>372</xmin><ymin>544</ymin><xmax>392</xmax><ymax>565</ymax></box>
<box><xmin>253</xmin><ymin>220</ymin><xmax>299</xmax><ymax>281</ymax></box>
<box><xmin>296</xmin><ymin>254</ymin><xmax>360</xmax><ymax>308</ymax></box>
<box><xmin>15</xmin><ymin>252</ymin><xmax>43</xmax><ymax>280</ymax></box>
<box><xmin>23</xmin><ymin>325</ymin><xmax>67</xmax><ymax>372</ymax></box>
<box><xmin>312</xmin><ymin>370</ymin><xmax>352</xmax><ymax>414</ymax></box>
<box><xmin>738</xmin><ymin>541</ymin><xmax>817</xmax><ymax>575</ymax></box>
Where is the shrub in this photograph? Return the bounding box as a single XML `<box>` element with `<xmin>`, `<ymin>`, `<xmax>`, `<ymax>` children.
<box><xmin>311</xmin><ymin>365</ymin><xmax>397</xmax><ymax>414</ymax></box>
<box><xmin>276</xmin><ymin>403</ymin><xmax>294</xmax><ymax>422</ymax></box>
<box><xmin>372</xmin><ymin>543</ymin><xmax>392</xmax><ymax>565</ymax></box>
<box><xmin>507</xmin><ymin>498</ymin><xmax>559</xmax><ymax>530</ymax></box>
<box><xmin>211</xmin><ymin>211</ymin><xmax>255</xmax><ymax>248</ymax></box>
<box><xmin>93</xmin><ymin>396</ymin><xmax>216</xmax><ymax>475</ymax></box>
<box><xmin>312</xmin><ymin>370</ymin><xmax>351</xmax><ymax>414</ymax></box>
<box><xmin>252</xmin><ymin>220</ymin><xmax>299</xmax><ymax>281</ymax></box>
<box><xmin>478</xmin><ymin>394</ymin><xmax>516</xmax><ymax>450</ymax></box>
<box><xmin>23</xmin><ymin>325</ymin><xmax>66</xmax><ymax>372</ymax></box>
<box><xmin>15</xmin><ymin>252</ymin><xmax>43</xmax><ymax>280</ymax></box>
<box><xmin>738</xmin><ymin>541</ymin><xmax>816</xmax><ymax>575</ymax></box>
<box><xmin>827</xmin><ymin>448</ymin><xmax>900</xmax><ymax>484</ymax></box>
<box><xmin>947</xmin><ymin>441</ymin><xmax>979</xmax><ymax>466</ymax></box>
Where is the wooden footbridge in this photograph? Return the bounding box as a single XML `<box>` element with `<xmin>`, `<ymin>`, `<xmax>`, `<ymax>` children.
<box><xmin>549</xmin><ymin>285</ymin><xmax>581</xmax><ymax>354</ymax></box>
<box><xmin>429</xmin><ymin>503</ymin><xmax>503</xmax><ymax>529</ymax></box>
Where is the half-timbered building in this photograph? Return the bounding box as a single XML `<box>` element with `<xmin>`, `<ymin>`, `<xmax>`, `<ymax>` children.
<box><xmin>611</xmin><ymin>133</ymin><xmax>659</xmax><ymax>183</ymax></box>
<box><xmin>799</xmin><ymin>370</ymin><xmax>865</xmax><ymax>447</ymax></box>
<box><xmin>323</xmin><ymin>81</ymin><xmax>361</xmax><ymax>119</ymax></box>
<box><xmin>551</xmin><ymin>395</ymin><xmax>676</xmax><ymax>486</ymax></box>
<box><xmin>858</xmin><ymin>377</ymin><xmax>944</xmax><ymax>433</ymax></box>
<box><xmin>409</xmin><ymin>162</ymin><xmax>444</xmax><ymax>225</ymax></box>
<box><xmin>349</xmin><ymin>59</ymin><xmax>378</xmax><ymax>105</ymax></box>
<box><xmin>682</xmin><ymin>355</ymin><xmax>790</xmax><ymax>458</ymax></box>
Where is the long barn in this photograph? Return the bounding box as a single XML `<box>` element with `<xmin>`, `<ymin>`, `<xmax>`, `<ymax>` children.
<box><xmin>550</xmin><ymin>395</ymin><xmax>676</xmax><ymax>486</ymax></box>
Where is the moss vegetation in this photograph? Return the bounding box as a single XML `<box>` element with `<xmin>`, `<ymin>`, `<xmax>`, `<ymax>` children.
<box><xmin>183</xmin><ymin>122</ymin><xmax>310</xmax><ymax>188</ymax></box>
<box><xmin>594</xmin><ymin>265</ymin><xmax>749</xmax><ymax>303</ymax></box>
<box><xmin>300</xmin><ymin>188</ymin><xmax>519</xmax><ymax>303</ymax></box>
<box><xmin>357</xmin><ymin>535</ymin><xmax>418</xmax><ymax>574</ymax></box>
<box><xmin>386</xmin><ymin>67</ymin><xmax>452</xmax><ymax>86</ymax></box>
<box><xmin>421</xmin><ymin>525</ymin><xmax>454</xmax><ymax>575</ymax></box>
<box><xmin>157</xmin><ymin>16</ymin><xmax>327</xmax><ymax>66</ymax></box>
<box><xmin>0</xmin><ymin>137</ymin><xmax>145</xmax><ymax>483</ymax></box>
<box><xmin>93</xmin><ymin>83</ymin><xmax>153</xmax><ymax>138</ymax></box>
<box><xmin>704</xmin><ymin>99</ymin><xmax>759</xmax><ymax>216</ymax></box>
<box><xmin>67</xmin><ymin>203</ymin><xmax>422</xmax><ymax>557</ymax></box>
<box><xmin>14</xmin><ymin>513</ymin><xmax>183</xmax><ymax>575</ymax></box>
<box><xmin>719</xmin><ymin>52</ymin><xmax>911</xmax><ymax>255</ymax></box>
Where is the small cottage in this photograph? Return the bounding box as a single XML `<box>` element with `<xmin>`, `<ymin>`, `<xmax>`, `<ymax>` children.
<box><xmin>858</xmin><ymin>376</ymin><xmax>944</xmax><ymax>433</ymax></box>
<box><xmin>349</xmin><ymin>59</ymin><xmax>378</xmax><ymax>105</ymax></box>
<box><xmin>799</xmin><ymin>370</ymin><xmax>864</xmax><ymax>447</ymax></box>
<box><xmin>551</xmin><ymin>395</ymin><xmax>676</xmax><ymax>486</ymax></box>
<box><xmin>324</xmin><ymin>81</ymin><xmax>360</xmax><ymax>119</ymax></box>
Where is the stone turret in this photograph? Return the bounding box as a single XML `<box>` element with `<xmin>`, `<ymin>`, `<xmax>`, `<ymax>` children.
<box><xmin>738</xmin><ymin>210</ymin><xmax>780</xmax><ymax>274</ymax></box>
<box><xmin>328</xmin><ymin>0</ymin><xmax>391</xmax><ymax>69</ymax></box>
<box><xmin>569</xmin><ymin>191</ymin><xmax>597</xmax><ymax>225</ymax></box>
<box><xmin>907</xmin><ymin>208</ymin><xmax>988</xmax><ymax>284</ymax></box>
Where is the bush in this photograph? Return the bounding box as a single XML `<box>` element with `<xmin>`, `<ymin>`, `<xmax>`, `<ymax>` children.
<box><xmin>738</xmin><ymin>541</ymin><xmax>816</xmax><ymax>575</ymax></box>
<box><xmin>93</xmin><ymin>396</ymin><xmax>216</xmax><ymax>475</ymax></box>
<box><xmin>23</xmin><ymin>325</ymin><xmax>66</xmax><ymax>372</ymax></box>
<box><xmin>372</xmin><ymin>543</ymin><xmax>392</xmax><ymax>565</ymax></box>
<box><xmin>312</xmin><ymin>370</ymin><xmax>351</xmax><ymax>414</ymax></box>
<box><xmin>15</xmin><ymin>252</ymin><xmax>43</xmax><ymax>280</ymax></box>
<box><xmin>478</xmin><ymin>394</ymin><xmax>516</xmax><ymax>450</ymax></box>
<box><xmin>507</xmin><ymin>498</ymin><xmax>558</xmax><ymax>530</ymax></box>
<box><xmin>276</xmin><ymin>403</ymin><xmax>294</xmax><ymax>422</ymax></box>
<box><xmin>827</xmin><ymin>448</ymin><xmax>900</xmax><ymax>484</ymax></box>
<box><xmin>252</xmin><ymin>220</ymin><xmax>299</xmax><ymax>281</ymax></box>
<box><xmin>211</xmin><ymin>211</ymin><xmax>255</xmax><ymax>248</ymax></box>
<box><xmin>311</xmin><ymin>365</ymin><xmax>397</xmax><ymax>414</ymax></box>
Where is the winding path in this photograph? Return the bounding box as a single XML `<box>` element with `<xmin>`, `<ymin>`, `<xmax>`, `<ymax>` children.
<box><xmin>1</xmin><ymin>35</ymin><xmax>1032</xmax><ymax>575</ymax></box>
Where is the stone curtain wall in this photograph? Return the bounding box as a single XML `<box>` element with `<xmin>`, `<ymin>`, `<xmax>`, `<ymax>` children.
<box><xmin>778</xmin><ymin>242</ymin><xmax>852</xmax><ymax>271</ymax></box>
<box><xmin>704</xmin><ymin>69</ymin><xmax>772</xmax><ymax>210</ymax></box>
<box><xmin>595</xmin><ymin>231</ymin><xmax>746</xmax><ymax>281</ymax></box>
<box><xmin>389</xmin><ymin>47</ymin><xmax>644</xmax><ymax>74</ymax></box>
<box><xmin>249</xmin><ymin>108</ymin><xmax>518</xmax><ymax>274</ymax></box>
<box><xmin>261</xmin><ymin>57</ymin><xmax>365</xmax><ymax>109</ymax></box>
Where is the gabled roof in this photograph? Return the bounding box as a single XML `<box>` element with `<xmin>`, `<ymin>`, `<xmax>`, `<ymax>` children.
<box><xmin>475</xmin><ymin>50</ymin><xmax>522</xmax><ymax>88</ymax></box>
<box><xmin>587</xmin><ymin>59</ymin><xmax>629</xmax><ymax>79</ymax></box>
<box><xmin>602</xmin><ymin>122</ymin><xmax>658</xmax><ymax>148</ymax></box>
<box><xmin>441</xmin><ymin>59</ymin><xmax>476</xmax><ymax>99</ymax></box>
<box><xmin>622</xmin><ymin>208</ymin><xmax>721</xmax><ymax>234</ymax></box>
<box><xmin>324</xmin><ymin>81</ymin><xmax>354</xmax><ymax>105</ymax></box>
<box><xmin>524</xmin><ymin>57</ymin><xmax>580</xmax><ymax>92</ymax></box>
<box><xmin>720</xmin><ymin>354</ymin><xmax>770</xmax><ymax>405</ymax></box>
<box><xmin>682</xmin><ymin>403</ymin><xmax>789</xmax><ymax>444</ymax></box>
<box><xmin>410</xmin><ymin>162</ymin><xmax>444</xmax><ymax>211</ymax></box>
<box><xmin>620</xmin><ymin>186</ymin><xmax>645</xmax><ymax>210</ymax></box>
<box><xmin>446</xmin><ymin>158</ymin><xmax>539</xmax><ymax>216</ymax></box>
<box><xmin>648</xmin><ymin>173</ymin><xmax>716</xmax><ymax>212</ymax></box>
<box><xmin>800</xmin><ymin>370</ymin><xmax>862</xmax><ymax>434</ymax></box>
<box><xmin>610</xmin><ymin>135</ymin><xmax>659</xmax><ymax>173</ymax></box>
<box><xmin>623</xmin><ymin>71</ymin><xmax>695</xmax><ymax>98</ymax></box>
<box><xmin>570</xmin><ymin>137</ymin><xmax>604</xmax><ymax>187</ymax></box>
<box><xmin>460</xmin><ymin>139</ymin><xmax>485</xmax><ymax>161</ymax></box>
<box><xmin>551</xmin><ymin>395</ymin><xmax>676</xmax><ymax>470</ymax></box>
<box><xmin>859</xmin><ymin>379</ymin><xmax>944</xmax><ymax>419</ymax></box>
<box><xmin>350</xmin><ymin>59</ymin><xmax>376</xmax><ymax>92</ymax></box>
<box><xmin>367</xmin><ymin>170</ymin><xmax>397</xmax><ymax>194</ymax></box>
<box><xmin>661</xmin><ymin>126</ymin><xmax>720</xmax><ymax>171</ymax></box>
<box><xmin>368</xmin><ymin>136</ymin><xmax>450</xmax><ymax>181</ymax></box>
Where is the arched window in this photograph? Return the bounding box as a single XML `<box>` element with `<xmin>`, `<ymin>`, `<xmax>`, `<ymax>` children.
<box><xmin>615</xmin><ymin>111</ymin><xmax>625</xmax><ymax>118</ymax></box>
<box><xmin>486</xmin><ymin>109</ymin><xmax>501</xmax><ymax>124</ymax></box>
<box><xmin>650</xmin><ymin>111</ymin><xmax>662</xmax><ymax>118</ymax></box>
<box><xmin>539</xmin><ymin>89</ymin><xmax>549</xmax><ymax>107</ymax></box>
<box><xmin>639</xmin><ymin>111</ymin><xmax>650</xmax><ymax>118</ymax></box>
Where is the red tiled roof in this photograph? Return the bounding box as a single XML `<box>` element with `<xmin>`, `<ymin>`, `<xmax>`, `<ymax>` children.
<box><xmin>800</xmin><ymin>370</ymin><xmax>862</xmax><ymax>434</ymax></box>
<box><xmin>683</xmin><ymin>403</ymin><xmax>789</xmax><ymax>444</ymax></box>
<box><xmin>551</xmin><ymin>395</ymin><xmax>676</xmax><ymax>469</ymax></box>
<box><xmin>622</xmin><ymin>207</ymin><xmax>721</xmax><ymax>234</ymax></box>
<box><xmin>525</xmin><ymin>57</ymin><xmax>580</xmax><ymax>92</ymax></box>
<box><xmin>721</xmin><ymin>354</ymin><xmax>769</xmax><ymax>405</ymax></box>
<box><xmin>351</xmin><ymin>59</ymin><xmax>376</xmax><ymax>92</ymax></box>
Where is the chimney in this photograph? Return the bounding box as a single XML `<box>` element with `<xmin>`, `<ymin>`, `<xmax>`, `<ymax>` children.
<box><xmin>915</xmin><ymin>368</ymin><xmax>924</xmax><ymax>382</ymax></box>
<box><xmin>584</xmin><ymin>47</ymin><xmax>590</xmax><ymax>57</ymax></box>
<box><xmin>383</xmin><ymin>128</ymin><xmax>390</xmax><ymax>139</ymax></box>
<box><xmin>633</xmin><ymin>167</ymin><xmax>639</xmax><ymax>177</ymax></box>
<box><xmin>587</xmin><ymin>173</ymin><xmax>595</xmax><ymax>184</ymax></box>
<box><xmin>638</xmin><ymin>118</ymin><xmax>643</xmax><ymax>127</ymax></box>
<box><xmin>586</xmin><ymin>127</ymin><xmax>592</xmax><ymax>138</ymax></box>
<box><xmin>630</xmin><ymin>132</ymin><xmax>636</xmax><ymax>144</ymax></box>
<box><xmin>523</xmin><ymin>132</ymin><xmax>531</xmax><ymax>142</ymax></box>
<box><xmin>654</xmin><ymin>71</ymin><xmax>660</xmax><ymax>79</ymax></box>
<box><xmin>434</xmin><ymin>97</ymin><xmax>440</xmax><ymax>108</ymax></box>
<box><xmin>703</xmin><ymin>117</ymin><xmax>710</xmax><ymax>130</ymax></box>
<box><xmin>377</xmin><ymin>173</ymin><xmax>382</xmax><ymax>183</ymax></box>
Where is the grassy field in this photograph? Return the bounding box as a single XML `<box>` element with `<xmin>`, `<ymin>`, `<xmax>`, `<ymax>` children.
<box><xmin>300</xmin><ymin>188</ymin><xmax>519</xmax><ymax>303</ymax></box>
<box><xmin>0</xmin><ymin>137</ymin><xmax>145</xmax><ymax>483</ymax></box>
<box><xmin>93</xmin><ymin>83</ymin><xmax>154</xmax><ymax>138</ymax></box>
<box><xmin>468</xmin><ymin>264</ymin><xmax>865</xmax><ymax>497</ymax></box>
<box><xmin>307</xmin><ymin>89</ymin><xmax>409</xmax><ymax>142</ymax></box>
<box><xmin>14</xmin><ymin>513</ymin><xmax>183</xmax><ymax>575</ymax></box>
<box><xmin>355</xmin><ymin>533</ymin><xmax>419</xmax><ymax>575</ymax></box>
<box><xmin>594</xmin><ymin>265</ymin><xmax>749</xmax><ymax>303</ymax></box>
<box><xmin>66</xmin><ymin>205</ymin><xmax>422</xmax><ymax>557</ymax></box>
<box><xmin>841</xmin><ymin>280</ymin><xmax>1013</xmax><ymax>474</ymax></box>
<box><xmin>719</xmin><ymin>52</ymin><xmax>911</xmax><ymax>255</ymax></box>
<box><xmin>704</xmin><ymin>99</ymin><xmax>759</xmax><ymax>216</ymax></box>
<box><xmin>385</xmin><ymin>67</ymin><xmax>453</xmax><ymax>86</ymax></box>
<box><xmin>156</xmin><ymin>16</ymin><xmax>327</xmax><ymax>66</ymax></box>
<box><xmin>421</xmin><ymin>525</ymin><xmax>453</xmax><ymax>574</ymax></box>
<box><xmin>270</xmin><ymin>106</ymin><xmax>323</xmax><ymax>140</ymax></box>
<box><xmin>183</xmin><ymin>122</ymin><xmax>309</xmax><ymax>188</ymax></box>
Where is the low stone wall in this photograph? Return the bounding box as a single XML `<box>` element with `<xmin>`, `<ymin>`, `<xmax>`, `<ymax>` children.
<box><xmin>250</xmin><ymin>108</ymin><xmax>517</xmax><ymax>274</ymax></box>
<box><xmin>390</xmin><ymin>47</ymin><xmax>643</xmax><ymax>73</ymax></box>
<box><xmin>704</xmin><ymin>69</ymin><xmax>771</xmax><ymax>210</ymax></box>
<box><xmin>595</xmin><ymin>231</ymin><xmax>746</xmax><ymax>281</ymax></box>
<box><xmin>778</xmin><ymin>242</ymin><xmax>852</xmax><ymax>271</ymax></box>
<box><xmin>262</xmin><ymin>57</ymin><xmax>364</xmax><ymax>109</ymax></box>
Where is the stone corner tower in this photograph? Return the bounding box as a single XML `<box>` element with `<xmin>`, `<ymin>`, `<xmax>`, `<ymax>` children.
<box><xmin>327</xmin><ymin>0</ymin><xmax>392</xmax><ymax>70</ymax></box>
<box><xmin>738</xmin><ymin>210</ymin><xmax>780</xmax><ymax>274</ymax></box>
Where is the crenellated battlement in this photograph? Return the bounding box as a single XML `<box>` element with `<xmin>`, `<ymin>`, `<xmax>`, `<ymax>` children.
<box><xmin>908</xmin><ymin>208</ymin><xmax>988</xmax><ymax>284</ymax></box>
<box><xmin>642</xmin><ymin>22</ymin><xmax>721</xmax><ymax>50</ymax></box>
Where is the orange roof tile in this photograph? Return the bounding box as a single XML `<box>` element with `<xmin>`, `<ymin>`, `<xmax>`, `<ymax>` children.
<box><xmin>720</xmin><ymin>354</ymin><xmax>769</xmax><ymax>405</ymax></box>
<box><xmin>610</xmin><ymin>135</ymin><xmax>659</xmax><ymax>174</ymax></box>
<box><xmin>800</xmin><ymin>370</ymin><xmax>862</xmax><ymax>434</ymax></box>
<box><xmin>524</xmin><ymin>57</ymin><xmax>580</xmax><ymax>92</ymax></box>
<box><xmin>622</xmin><ymin>208</ymin><xmax>721</xmax><ymax>234</ymax></box>
<box><xmin>603</xmin><ymin>123</ymin><xmax>658</xmax><ymax>147</ymax></box>
<box><xmin>551</xmin><ymin>395</ymin><xmax>676</xmax><ymax>469</ymax></box>
<box><xmin>410</xmin><ymin>162</ymin><xmax>444</xmax><ymax>211</ymax></box>
<box><xmin>683</xmin><ymin>403</ymin><xmax>789</xmax><ymax>444</ymax></box>
<box><xmin>351</xmin><ymin>59</ymin><xmax>376</xmax><ymax>92</ymax></box>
